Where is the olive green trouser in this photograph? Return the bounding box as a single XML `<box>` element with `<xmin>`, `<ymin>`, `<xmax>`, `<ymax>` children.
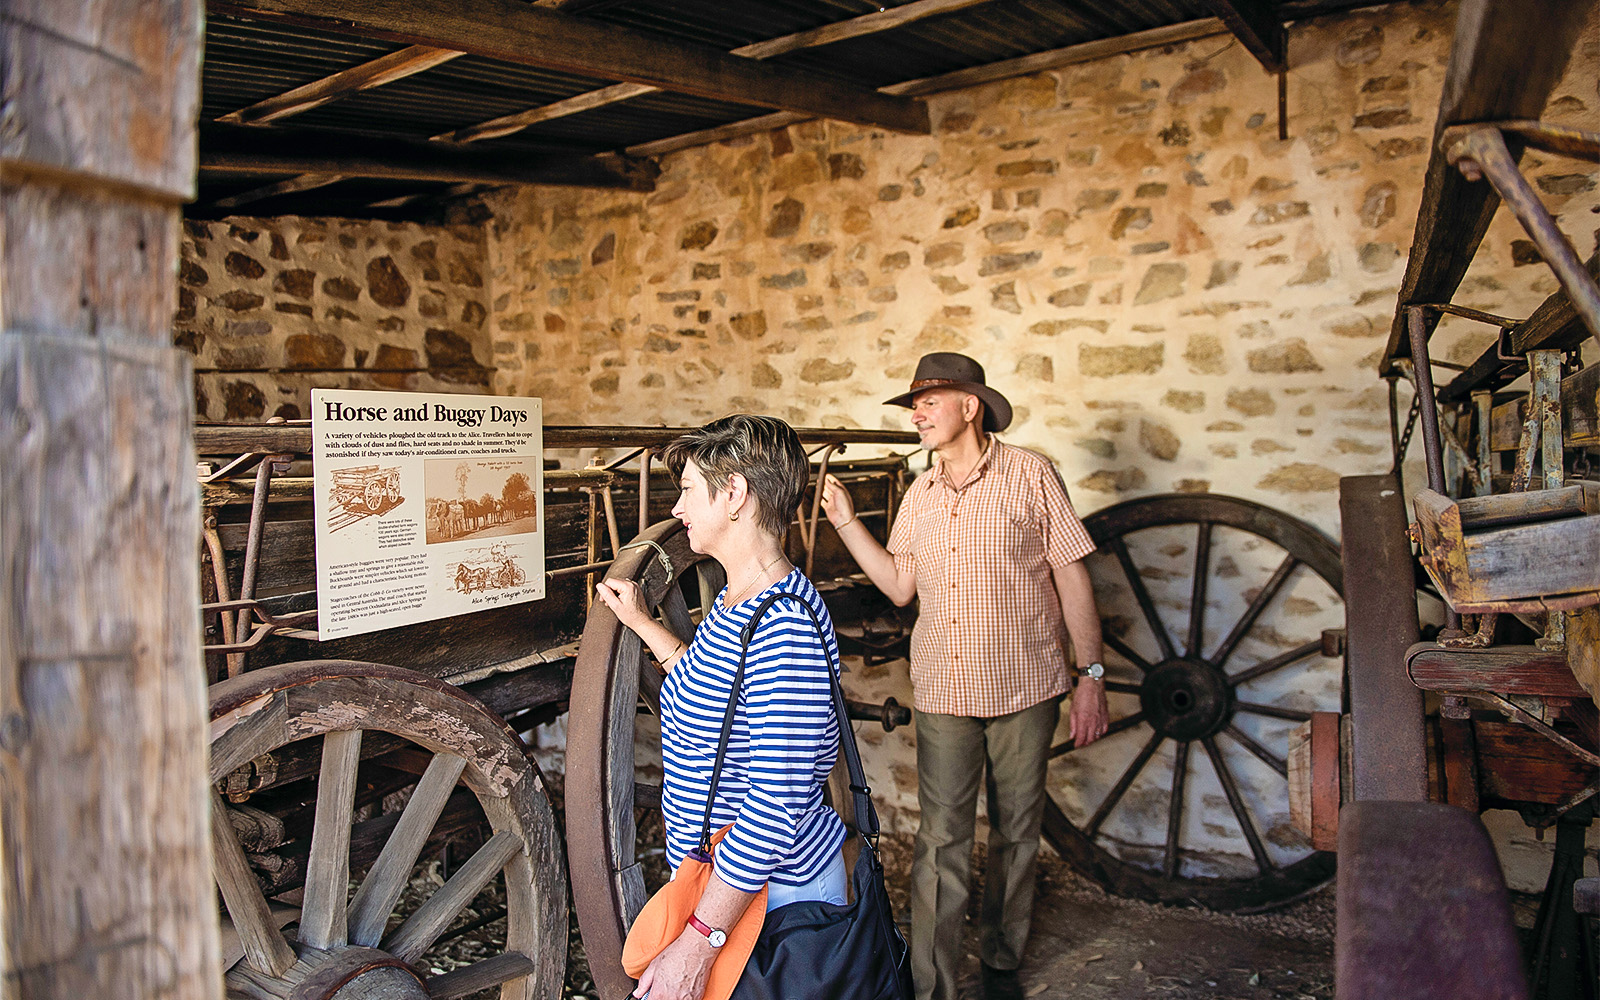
<box><xmin>910</xmin><ymin>698</ymin><xmax>1060</xmax><ymax>1000</ymax></box>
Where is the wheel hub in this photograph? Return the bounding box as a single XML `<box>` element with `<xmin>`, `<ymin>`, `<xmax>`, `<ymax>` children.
<box><xmin>1140</xmin><ymin>659</ymin><xmax>1233</xmax><ymax>740</ymax></box>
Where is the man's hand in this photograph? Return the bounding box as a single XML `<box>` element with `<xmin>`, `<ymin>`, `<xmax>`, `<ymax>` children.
<box><xmin>820</xmin><ymin>473</ymin><xmax>857</xmax><ymax>529</ymax></box>
<box><xmin>633</xmin><ymin>926</ymin><xmax>718</xmax><ymax>1000</ymax></box>
<box><xmin>1068</xmin><ymin>679</ymin><xmax>1109</xmax><ymax>747</ymax></box>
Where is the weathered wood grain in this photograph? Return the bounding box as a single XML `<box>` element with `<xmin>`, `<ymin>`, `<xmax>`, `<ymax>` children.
<box><xmin>383</xmin><ymin>830</ymin><xmax>522</xmax><ymax>963</ymax></box>
<box><xmin>1474</xmin><ymin>718</ymin><xmax>1597</xmax><ymax>805</ymax></box>
<box><xmin>219</xmin><ymin>45</ymin><xmax>463</xmax><ymax>125</ymax></box>
<box><xmin>1407</xmin><ymin>643</ymin><xmax>1589</xmax><ymax>699</ymax></box>
<box><xmin>427</xmin><ymin>952</ymin><xmax>537</xmax><ymax>1000</ymax></box>
<box><xmin>297</xmin><ymin>728</ymin><xmax>363</xmax><ymax>949</ymax></box>
<box><xmin>212</xmin><ymin>792</ymin><xmax>298</xmax><ymax>975</ymax></box>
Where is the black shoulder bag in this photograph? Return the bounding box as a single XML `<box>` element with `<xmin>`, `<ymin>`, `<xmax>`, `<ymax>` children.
<box><xmin>699</xmin><ymin>590</ymin><xmax>915</xmax><ymax>1000</ymax></box>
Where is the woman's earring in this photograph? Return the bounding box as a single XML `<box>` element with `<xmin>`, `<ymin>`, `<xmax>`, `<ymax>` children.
<box><xmin>729</xmin><ymin>511</ymin><xmax>739</xmax><ymax>522</ymax></box>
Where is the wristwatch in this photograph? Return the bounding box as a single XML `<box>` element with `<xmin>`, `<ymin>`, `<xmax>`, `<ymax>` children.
<box><xmin>1078</xmin><ymin>661</ymin><xmax>1105</xmax><ymax>681</ymax></box>
<box><xmin>687</xmin><ymin>913</ymin><xmax>727</xmax><ymax>948</ymax></box>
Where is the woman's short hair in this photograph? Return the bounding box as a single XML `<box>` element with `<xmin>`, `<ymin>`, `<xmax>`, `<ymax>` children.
<box><xmin>661</xmin><ymin>415</ymin><xmax>809</xmax><ymax>537</ymax></box>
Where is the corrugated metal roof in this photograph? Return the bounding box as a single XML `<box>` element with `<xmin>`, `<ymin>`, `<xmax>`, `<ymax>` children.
<box><xmin>192</xmin><ymin>0</ymin><xmax>1371</xmax><ymax>219</ymax></box>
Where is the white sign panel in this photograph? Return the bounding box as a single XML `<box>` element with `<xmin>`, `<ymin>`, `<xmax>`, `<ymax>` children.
<box><xmin>312</xmin><ymin>388</ymin><xmax>544</xmax><ymax>641</ymax></box>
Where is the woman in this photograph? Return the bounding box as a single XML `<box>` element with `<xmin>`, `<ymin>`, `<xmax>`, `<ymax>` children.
<box><xmin>595</xmin><ymin>414</ymin><xmax>847</xmax><ymax>1000</ymax></box>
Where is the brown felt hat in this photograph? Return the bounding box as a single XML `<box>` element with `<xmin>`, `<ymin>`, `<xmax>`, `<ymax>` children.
<box><xmin>883</xmin><ymin>352</ymin><xmax>1013</xmax><ymax>432</ymax></box>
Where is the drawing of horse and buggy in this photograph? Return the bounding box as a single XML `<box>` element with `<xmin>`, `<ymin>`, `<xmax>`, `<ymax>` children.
<box><xmin>454</xmin><ymin>543</ymin><xmax>527</xmax><ymax>593</ymax></box>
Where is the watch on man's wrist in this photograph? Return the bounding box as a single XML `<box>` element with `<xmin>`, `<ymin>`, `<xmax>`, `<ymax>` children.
<box><xmin>1078</xmin><ymin>661</ymin><xmax>1105</xmax><ymax>681</ymax></box>
<box><xmin>687</xmin><ymin>913</ymin><xmax>727</xmax><ymax>948</ymax></box>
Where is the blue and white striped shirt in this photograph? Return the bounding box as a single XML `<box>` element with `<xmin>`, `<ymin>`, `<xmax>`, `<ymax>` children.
<box><xmin>659</xmin><ymin>568</ymin><xmax>847</xmax><ymax>892</ymax></box>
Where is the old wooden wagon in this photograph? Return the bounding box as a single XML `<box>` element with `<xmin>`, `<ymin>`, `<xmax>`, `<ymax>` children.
<box><xmin>195</xmin><ymin>421</ymin><xmax>922</xmax><ymax>1000</ymax></box>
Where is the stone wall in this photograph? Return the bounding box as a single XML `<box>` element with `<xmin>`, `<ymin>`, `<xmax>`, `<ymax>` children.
<box><xmin>178</xmin><ymin>216</ymin><xmax>495</xmax><ymax>421</ymax></box>
<box><xmin>481</xmin><ymin>0</ymin><xmax>1598</xmax><ymax>538</ymax></box>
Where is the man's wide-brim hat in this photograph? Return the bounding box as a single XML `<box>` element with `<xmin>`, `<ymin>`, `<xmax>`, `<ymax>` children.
<box><xmin>884</xmin><ymin>352</ymin><xmax>1013</xmax><ymax>432</ymax></box>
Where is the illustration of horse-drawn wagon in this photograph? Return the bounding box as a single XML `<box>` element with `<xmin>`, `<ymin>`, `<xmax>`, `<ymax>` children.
<box><xmin>330</xmin><ymin>464</ymin><xmax>401</xmax><ymax>514</ymax></box>
<box><xmin>454</xmin><ymin>545</ymin><xmax>526</xmax><ymax>593</ymax></box>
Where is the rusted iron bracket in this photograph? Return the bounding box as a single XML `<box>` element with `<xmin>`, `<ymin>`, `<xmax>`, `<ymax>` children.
<box><xmin>202</xmin><ymin>599</ymin><xmax>319</xmax><ymax>654</ymax></box>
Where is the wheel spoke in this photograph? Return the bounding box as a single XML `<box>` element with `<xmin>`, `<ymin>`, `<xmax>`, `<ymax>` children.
<box><xmin>1103</xmin><ymin>680</ymin><xmax>1142</xmax><ymax>695</ymax></box>
<box><xmin>658</xmin><ymin>584</ymin><xmax>695</xmax><ymax>644</ymax></box>
<box><xmin>1107</xmin><ymin>536</ymin><xmax>1177</xmax><ymax>662</ymax></box>
<box><xmin>427</xmin><ymin>952</ymin><xmax>537</xmax><ymax>1000</ymax></box>
<box><xmin>1223</xmin><ymin>724</ymin><xmax>1288</xmax><ymax>778</ymax></box>
<box><xmin>1209</xmin><ymin>553</ymin><xmax>1299</xmax><ymax>670</ymax></box>
<box><xmin>1084</xmin><ymin>730</ymin><xmax>1164</xmax><ymax>838</ymax></box>
<box><xmin>211</xmin><ymin>791</ymin><xmax>297</xmax><ymax>976</ymax></box>
<box><xmin>1202</xmin><ymin>737</ymin><xmax>1273</xmax><ymax>873</ymax></box>
<box><xmin>1103</xmin><ymin>632</ymin><xmax>1154</xmax><ymax>675</ymax></box>
<box><xmin>1050</xmin><ymin>712</ymin><xmax>1146</xmax><ymax>758</ymax></box>
<box><xmin>1236</xmin><ymin>700</ymin><xmax>1313</xmax><ymax>723</ymax></box>
<box><xmin>1185</xmin><ymin>522</ymin><xmax>1212</xmax><ymax>658</ymax></box>
<box><xmin>1163</xmin><ymin>741</ymin><xmax>1190</xmax><ymax>880</ymax></box>
<box><xmin>348</xmin><ymin>752</ymin><xmax>468</xmax><ymax>947</ymax></box>
<box><xmin>384</xmin><ymin>829</ymin><xmax>523</xmax><ymax>963</ymax></box>
<box><xmin>299</xmin><ymin>728</ymin><xmax>363</xmax><ymax>950</ymax></box>
<box><xmin>1228</xmin><ymin>640</ymin><xmax>1323</xmax><ymax>687</ymax></box>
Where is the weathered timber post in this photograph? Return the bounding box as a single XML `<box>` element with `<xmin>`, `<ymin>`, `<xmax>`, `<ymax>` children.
<box><xmin>0</xmin><ymin>2</ymin><xmax>218</xmax><ymax>999</ymax></box>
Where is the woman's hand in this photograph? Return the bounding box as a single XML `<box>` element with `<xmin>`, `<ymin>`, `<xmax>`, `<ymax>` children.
<box><xmin>595</xmin><ymin>578</ymin><xmax>652</xmax><ymax>632</ymax></box>
<box><xmin>820</xmin><ymin>473</ymin><xmax>857</xmax><ymax>529</ymax></box>
<box><xmin>632</xmin><ymin>928</ymin><xmax>718</xmax><ymax>1000</ymax></box>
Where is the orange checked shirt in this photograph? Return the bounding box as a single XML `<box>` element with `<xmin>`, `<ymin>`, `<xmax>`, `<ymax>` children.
<box><xmin>886</xmin><ymin>438</ymin><xmax>1096</xmax><ymax>718</ymax></box>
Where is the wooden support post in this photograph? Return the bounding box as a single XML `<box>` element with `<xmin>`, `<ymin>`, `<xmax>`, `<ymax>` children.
<box><xmin>0</xmin><ymin>2</ymin><xmax>217</xmax><ymax>998</ymax></box>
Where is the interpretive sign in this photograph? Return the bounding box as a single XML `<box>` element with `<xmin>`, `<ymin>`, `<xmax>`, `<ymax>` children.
<box><xmin>312</xmin><ymin>388</ymin><xmax>545</xmax><ymax>640</ymax></box>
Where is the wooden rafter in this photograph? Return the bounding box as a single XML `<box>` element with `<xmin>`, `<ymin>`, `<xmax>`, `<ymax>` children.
<box><xmin>1381</xmin><ymin>0</ymin><xmax>1595</xmax><ymax>376</ymax></box>
<box><xmin>625</xmin><ymin>18</ymin><xmax>1228</xmax><ymax>159</ymax></box>
<box><xmin>218</xmin><ymin>45</ymin><xmax>463</xmax><ymax>125</ymax></box>
<box><xmin>437</xmin><ymin>0</ymin><xmax>999</xmax><ymax>144</ymax></box>
<box><xmin>210</xmin><ymin>172</ymin><xmax>343</xmax><ymax>209</ymax></box>
<box><xmin>1201</xmin><ymin>0</ymin><xmax>1285</xmax><ymax>72</ymax></box>
<box><xmin>207</xmin><ymin>0</ymin><xmax>930</xmax><ymax>135</ymax></box>
<box><xmin>199</xmin><ymin>123</ymin><xmax>657</xmax><ymax>190</ymax></box>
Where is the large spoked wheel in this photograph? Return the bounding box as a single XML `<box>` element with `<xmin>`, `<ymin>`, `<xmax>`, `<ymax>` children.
<box><xmin>1044</xmin><ymin>494</ymin><xmax>1345</xmax><ymax>911</ymax></box>
<box><xmin>567</xmin><ymin>519</ymin><xmax>725</xmax><ymax>1000</ymax></box>
<box><xmin>210</xmin><ymin>661</ymin><xmax>566</xmax><ymax>1000</ymax></box>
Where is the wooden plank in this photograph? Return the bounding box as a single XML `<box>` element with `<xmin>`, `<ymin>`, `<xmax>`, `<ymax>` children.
<box><xmin>437</xmin><ymin>83</ymin><xmax>659</xmax><ymax>144</ymax></box>
<box><xmin>1490</xmin><ymin>371</ymin><xmax>1600</xmax><ymax>450</ymax></box>
<box><xmin>297</xmin><ymin>728</ymin><xmax>363</xmax><ymax>950</ymax></box>
<box><xmin>1407</xmin><ymin>643</ymin><xmax>1589</xmax><ymax>699</ymax></box>
<box><xmin>627</xmin><ymin>19</ymin><xmax>1227</xmax><ymax>158</ymax></box>
<box><xmin>1436</xmin><ymin>251</ymin><xmax>1600</xmax><ymax>405</ymax></box>
<box><xmin>426</xmin><ymin>952</ymin><xmax>537</xmax><ymax>1000</ymax></box>
<box><xmin>730</xmin><ymin>0</ymin><xmax>1002</xmax><ymax>60</ymax></box>
<box><xmin>1454</xmin><ymin>483</ymin><xmax>1598</xmax><ymax>529</ymax></box>
<box><xmin>200</xmin><ymin>123</ymin><xmax>657</xmax><ymax>190</ymax></box>
<box><xmin>1474</xmin><ymin>718</ymin><xmax>1597</xmax><ymax>805</ymax></box>
<box><xmin>1381</xmin><ymin>0</ymin><xmax>1594</xmax><ymax>376</ymax></box>
<box><xmin>212</xmin><ymin>792</ymin><xmax>298</xmax><ymax>975</ymax></box>
<box><xmin>209</xmin><ymin>172</ymin><xmax>344</xmax><ymax>210</ymax></box>
<box><xmin>219</xmin><ymin>45</ymin><xmax>463</xmax><ymax>125</ymax></box>
<box><xmin>208</xmin><ymin>0</ymin><xmax>930</xmax><ymax>135</ymax></box>
<box><xmin>348</xmin><ymin>752</ymin><xmax>469</xmax><ymax>947</ymax></box>
<box><xmin>383</xmin><ymin>830</ymin><xmax>523</xmax><ymax>962</ymax></box>
<box><xmin>1200</xmin><ymin>0</ymin><xmax>1284</xmax><ymax>72</ymax></box>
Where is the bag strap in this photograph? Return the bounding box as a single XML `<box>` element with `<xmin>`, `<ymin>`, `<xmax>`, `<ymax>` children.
<box><xmin>698</xmin><ymin>589</ymin><xmax>881</xmax><ymax>854</ymax></box>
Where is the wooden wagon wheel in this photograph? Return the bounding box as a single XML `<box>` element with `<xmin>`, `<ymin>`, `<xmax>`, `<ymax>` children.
<box><xmin>210</xmin><ymin>661</ymin><xmax>567</xmax><ymax>1000</ymax></box>
<box><xmin>1044</xmin><ymin>494</ymin><xmax>1346</xmax><ymax>911</ymax></box>
<box><xmin>567</xmin><ymin>518</ymin><xmax>728</xmax><ymax>1000</ymax></box>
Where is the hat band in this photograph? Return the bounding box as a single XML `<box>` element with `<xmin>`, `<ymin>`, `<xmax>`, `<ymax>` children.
<box><xmin>909</xmin><ymin>377</ymin><xmax>980</xmax><ymax>391</ymax></box>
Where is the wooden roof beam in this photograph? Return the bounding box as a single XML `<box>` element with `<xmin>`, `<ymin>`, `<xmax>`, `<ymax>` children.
<box><xmin>626</xmin><ymin>18</ymin><xmax>1228</xmax><ymax>158</ymax></box>
<box><xmin>218</xmin><ymin>45</ymin><xmax>463</xmax><ymax>125</ymax></box>
<box><xmin>437</xmin><ymin>0</ymin><xmax>997</xmax><ymax>144</ymax></box>
<box><xmin>1201</xmin><ymin>0</ymin><xmax>1284</xmax><ymax>73</ymax></box>
<box><xmin>208</xmin><ymin>0</ymin><xmax>930</xmax><ymax>135</ymax></box>
<box><xmin>1381</xmin><ymin>0</ymin><xmax>1594</xmax><ymax>376</ymax></box>
<box><xmin>198</xmin><ymin>123</ymin><xmax>658</xmax><ymax>190</ymax></box>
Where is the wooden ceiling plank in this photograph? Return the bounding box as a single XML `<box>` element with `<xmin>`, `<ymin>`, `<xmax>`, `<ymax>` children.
<box><xmin>626</xmin><ymin>18</ymin><xmax>1228</xmax><ymax>158</ymax></box>
<box><xmin>207</xmin><ymin>0</ymin><xmax>930</xmax><ymax>134</ymax></box>
<box><xmin>1380</xmin><ymin>0</ymin><xmax>1595</xmax><ymax>376</ymax></box>
<box><xmin>200</xmin><ymin>123</ymin><xmax>657</xmax><ymax>190</ymax></box>
<box><xmin>729</xmin><ymin>0</ymin><xmax>1002</xmax><ymax>60</ymax></box>
<box><xmin>438</xmin><ymin>0</ymin><xmax>1001</xmax><ymax>146</ymax></box>
<box><xmin>218</xmin><ymin>45</ymin><xmax>464</xmax><ymax>125</ymax></box>
<box><xmin>209</xmin><ymin>172</ymin><xmax>344</xmax><ymax>209</ymax></box>
<box><xmin>1200</xmin><ymin>0</ymin><xmax>1285</xmax><ymax>72</ymax></box>
<box><xmin>435</xmin><ymin>83</ymin><xmax>658</xmax><ymax>144</ymax></box>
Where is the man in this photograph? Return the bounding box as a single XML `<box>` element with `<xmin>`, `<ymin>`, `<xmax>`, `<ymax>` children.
<box><xmin>820</xmin><ymin>352</ymin><xmax>1109</xmax><ymax>1000</ymax></box>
